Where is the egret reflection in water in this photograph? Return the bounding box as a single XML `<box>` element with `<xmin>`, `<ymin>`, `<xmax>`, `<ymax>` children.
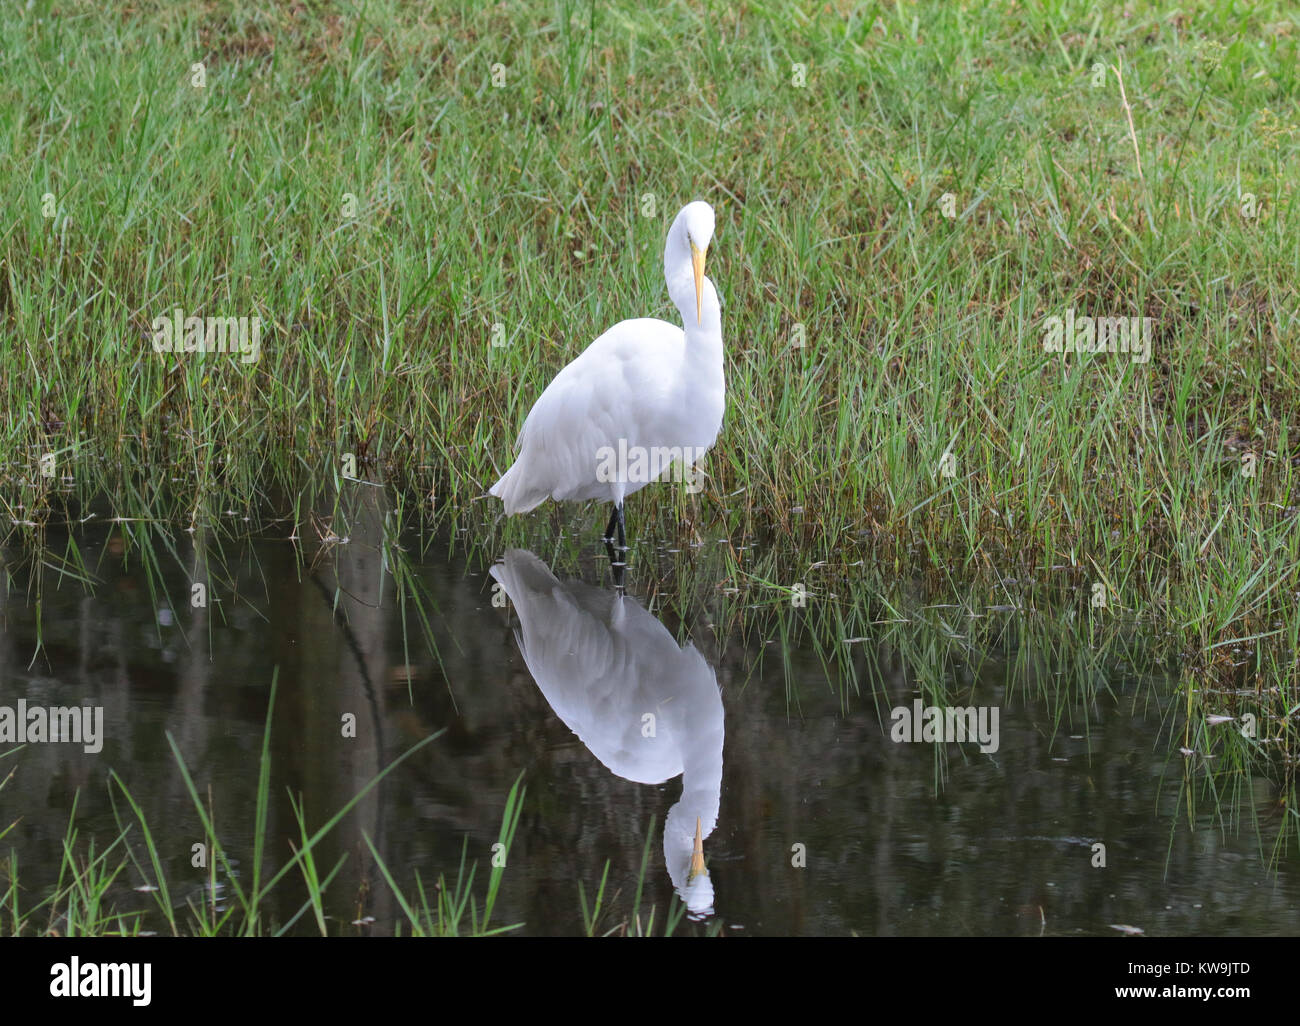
<box><xmin>489</xmin><ymin>549</ymin><xmax>724</xmax><ymax>916</ymax></box>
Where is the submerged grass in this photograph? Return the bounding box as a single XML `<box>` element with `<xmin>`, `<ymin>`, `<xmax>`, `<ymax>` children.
<box><xmin>0</xmin><ymin>675</ymin><xmax>527</xmax><ymax>936</ymax></box>
<box><xmin>1</xmin><ymin>510</ymin><xmax>1294</xmax><ymax>936</ymax></box>
<box><xmin>3</xmin><ymin>684</ymin><xmax>707</xmax><ymax>936</ymax></box>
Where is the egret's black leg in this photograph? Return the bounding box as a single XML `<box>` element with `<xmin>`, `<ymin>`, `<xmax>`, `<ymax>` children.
<box><xmin>603</xmin><ymin>502</ymin><xmax>627</xmax><ymax>585</ymax></box>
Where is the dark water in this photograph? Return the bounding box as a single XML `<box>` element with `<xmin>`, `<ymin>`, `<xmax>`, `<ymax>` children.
<box><xmin>2</xmin><ymin>494</ymin><xmax>1298</xmax><ymax>936</ymax></box>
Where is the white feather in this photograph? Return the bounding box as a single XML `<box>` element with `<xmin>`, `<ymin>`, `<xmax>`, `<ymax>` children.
<box><xmin>491</xmin><ymin>202</ymin><xmax>724</xmax><ymax>517</ymax></box>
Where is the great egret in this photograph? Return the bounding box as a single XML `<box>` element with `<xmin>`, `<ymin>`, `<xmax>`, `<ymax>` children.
<box><xmin>489</xmin><ymin>202</ymin><xmax>724</xmax><ymax>560</ymax></box>
<box><xmin>490</xmin><ymin>549</ymin><xmax>724</xmax><ymax>916</ymax></box>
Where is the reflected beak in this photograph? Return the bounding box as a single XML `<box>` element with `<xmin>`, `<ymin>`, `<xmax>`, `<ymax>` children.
<box><xmin>690</xmin><ymin>241</ymin><xmax>707</xmax><ymax>324</ymax></box>
<box><xmin>688</xmin><ymin>816</ymin><xmax>707</xmax><ymax>881</ymax></box>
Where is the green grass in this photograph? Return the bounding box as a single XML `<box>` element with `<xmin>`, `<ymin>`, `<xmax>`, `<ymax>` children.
<box><xmin>0</xmin><ymin>0</ymin><xmax>1297</xmax><ymax>896</ymax></box>
<box><xmin>0</xmin><ymin>675</ymin><xmax>528</xmax><ymax>936</ymax></box>
<box><xmin>2</xmin><ymin>708</ymin><xmax>713</xmax><ymax>936</ymax></box>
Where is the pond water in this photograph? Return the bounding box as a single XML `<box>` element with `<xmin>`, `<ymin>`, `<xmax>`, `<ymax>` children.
<box><xmin>2</xmin><ymin>491</ymin><xmax>1297</xmax><ymax>936</ymax></box>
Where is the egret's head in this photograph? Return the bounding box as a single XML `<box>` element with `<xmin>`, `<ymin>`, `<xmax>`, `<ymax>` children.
<box><xmin>677</xmin><ymin>201</ymin><xmax>715</xmax><ymax>324</ymax></box>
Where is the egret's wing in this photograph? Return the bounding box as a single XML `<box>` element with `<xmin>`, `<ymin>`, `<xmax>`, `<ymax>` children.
<box><xmin>510</xmin><ymin>318</ymin><xmax>684</xmax><ymax>498</ymax></box>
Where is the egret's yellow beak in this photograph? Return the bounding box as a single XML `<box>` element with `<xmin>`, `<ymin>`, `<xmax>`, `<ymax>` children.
<box><xmin>690</xmin><ymin>240</ymin><xmax>707</xmax><ymax>325</ymax></box>
<box><xmin>688</xmin><ymin>816</ymin><xmax>707</xmax><ymax>881</ymax></box>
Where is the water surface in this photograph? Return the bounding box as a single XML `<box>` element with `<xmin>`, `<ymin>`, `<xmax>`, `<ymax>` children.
<box><xmin>2</xmin><ymin>497</ymin><xmax>1296</xmax><ymax>936</ymax></box>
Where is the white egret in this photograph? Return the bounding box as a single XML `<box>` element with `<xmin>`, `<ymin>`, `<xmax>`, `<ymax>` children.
<box><xmin>490</xmin><ymin>549</ymin><xmax>724</xmax><ymax>915</ymax></box>
<box><xmin>489</xmin><ymin>201</ymin><xmax>724</xmax><ymax>557</ymax></box>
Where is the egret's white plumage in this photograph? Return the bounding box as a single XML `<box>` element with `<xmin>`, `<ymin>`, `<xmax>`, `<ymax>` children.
<box><xmin>490</xmin><ymin>202</ymin><xmax>724</xmax><ymax>540</ymax></box>
<box><xmin>490</xmin><ymin>549</ymin><xmax>724</xmax><ymax>914</ymax></box>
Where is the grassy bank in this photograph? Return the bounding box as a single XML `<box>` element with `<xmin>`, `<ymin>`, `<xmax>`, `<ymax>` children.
<box><xmin>1</xmin><ymin>4</ymin><xmax>1297</xmax><ymax>777</ymax></box>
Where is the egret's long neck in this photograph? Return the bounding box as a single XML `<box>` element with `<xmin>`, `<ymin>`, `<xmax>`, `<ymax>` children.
<box><xmin>664</xmin><ymin>223</ymin><xmax>722</xmax><ymax>341</ymax></box>
<box><xmin>662</xmin><ymin>695</ymin><xmax>724</xmax><ymax>905</ymax></box>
